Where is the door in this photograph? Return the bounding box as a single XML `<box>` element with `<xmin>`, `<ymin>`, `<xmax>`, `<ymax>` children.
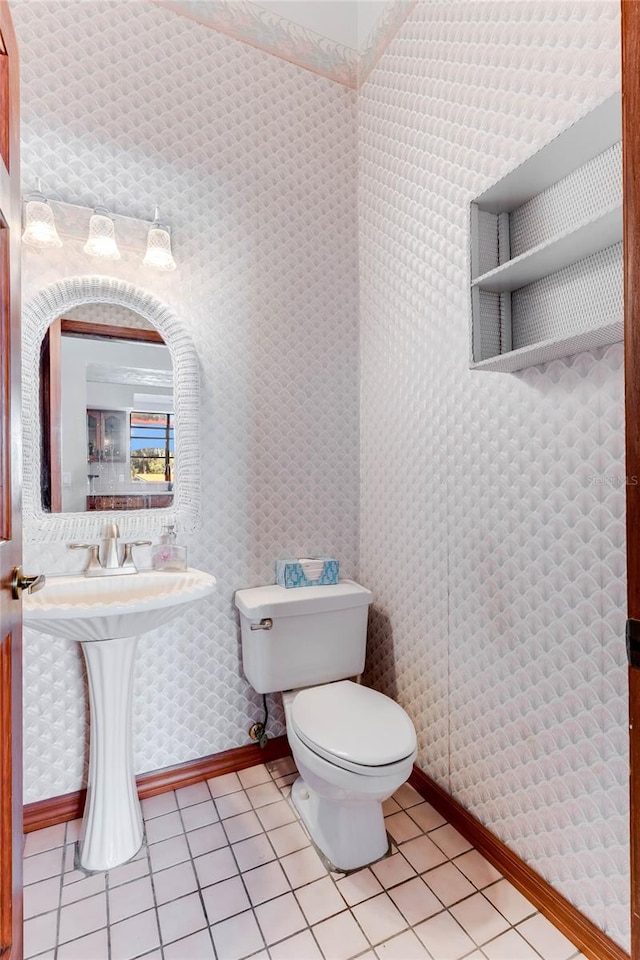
<box><xmin>0</xmin><ymin>1</ymin><xmax>21</xmax><ymax>957</ymax></box>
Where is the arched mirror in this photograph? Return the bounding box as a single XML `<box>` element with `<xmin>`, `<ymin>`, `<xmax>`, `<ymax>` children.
<box><xmin>41</xmin><ymin>303</ymin><xmax>174</xmax><ymax>514</ymax></box>
<box><xmin>23</xmin><ymin>276</ymin><xmax>200</xmax><ymax>543</ymax></box>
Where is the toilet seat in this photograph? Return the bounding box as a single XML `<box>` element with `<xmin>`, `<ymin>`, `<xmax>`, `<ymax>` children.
<box><xmin>289</xmin><ymin>680</ymin><xmax>416</xmax><ymax>776</ymax></box>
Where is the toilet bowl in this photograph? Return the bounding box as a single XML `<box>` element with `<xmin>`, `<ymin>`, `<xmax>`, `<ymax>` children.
<box><xmin>283</xmin><ymin>680</ymin><xmax>417</xmax><ymax>871</ymax></box>
<box><xmin>235</xmin><ymin>580</ymin><xmax>418</xmax><ymax>871</ymax></box>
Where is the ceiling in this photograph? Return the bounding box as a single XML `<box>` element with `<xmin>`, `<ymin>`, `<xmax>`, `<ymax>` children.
<box><xmin>154</xmin><ymin>0</ymin><xmax>416</xmax><ymax>88</ymax></box>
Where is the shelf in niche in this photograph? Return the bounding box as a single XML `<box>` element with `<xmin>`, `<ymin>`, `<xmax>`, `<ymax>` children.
<box><xmin>471</xmin><ymin>204</ymin><xmax>622</xmax><ymax>295</ymax></box>
<box><xmin>468</xmin><ymin>92</ymin><xmax>622</xmax><ymax>372</ymax></box>
<box><xmin>469</xmin><ymin>317</ymin><xmax>623</xmax><ymax>373</ymax></box>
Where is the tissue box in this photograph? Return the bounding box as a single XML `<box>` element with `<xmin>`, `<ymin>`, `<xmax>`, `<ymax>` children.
<box><xmin>276</xmin><ymin>557</ymin><xmax>339</xmax><ymax>589</ymax></box>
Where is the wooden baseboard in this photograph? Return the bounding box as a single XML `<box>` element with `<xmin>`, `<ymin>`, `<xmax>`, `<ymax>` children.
<box><xmin>24</xmin><ymin>735</ymin><xmax>291</xmax><ymax>834</ymax></box>
<box><xmin>409</xmin><ymin>766</ymin><xmax>629</xmax><ymax>960</ymax></box>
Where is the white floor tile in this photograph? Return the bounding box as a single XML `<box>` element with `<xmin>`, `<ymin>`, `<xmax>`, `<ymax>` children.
<box><xmin>375</xmin><ymin>929</ymin><xmax>431</xmax><ymax>960</ymax></box>
<box><xmin>210</xmin><ymin>909</ymin><xmax>265</xmax><ymax>960</ymax></box>
<box><xmin>483</xmin><ymin>878</ymin><xmax>537</xmax><ymax>925</ymax></box>
<box><xmin>312</xmin><ymin>911</ymin><xmax>370</xmax><ymax>960</ymax></box>
<box><xmin>483</xmin><ymin>928</ymin><xmax>542</xmax><ymax>960</ymax></box>
<box><xmin>194</xmin><ymin>846</ymin><xmax>239</xmax><ymax>887</ymax></box>
<box><xmin>255</xmin><ymin>891</ymin><xmax>307</xmax><ymax>944</ymax></box>
<box><xmin>388</xmin><ymin>876</ymin><xmax>443</xmax><ymax>925</ymax></box>
<box><xmin>207</xmin><ymin>772</ymin><xmax>242</xmax><ymax>798</ymax></box>
<box><xmin>158</xmin><ymin>891</ymin><xmax>207</xmax><ymax>945</ymax></box>
<box><xmin>58</xmin><ymin>892</ymin><xmax>107</xmax><ymax>944</ymax></box>
<box><xmin>400</xmin><ymin>835</ymin><xmax>449</xmax><ymax>874</ymax></box>
<box><xmin>385</xmin><ymin>811</ymin><xmax>423</xmax><ymax>844</ymax></box>
<box><xmin>429</xmin><ymin>825</ymin><xmax>473</xmax><ymax>859</ymax></box>
<box><xmin>24</xmin><ymin>824</ymin><xmax>66</xmax><ymax>858</ymax></box>
<box><xmin>449</xmin><ymin>892</ymin><xmax>511</xmax><ymax>945</ymax></box>
<box><xmin>414</xmin><ymin>911</ymin><xmax>476</xmax><ymax>960</ymax></box>
<box><xmin>232</xmin><ymin>832</ymin><xmax>276</xmax><ymax>871</ymax></box>
<box><xmin>57</xmin><ymin>929</ymin><xmax>109</xmax><ymax>960</ymax></box>
<box><xmin>110</xmin><ymin>908</ymin><xmax>161</xmax><ymax>960</ymax></box>
<box><xmin>371</xmin><ymin>852</ymin><xmax>416</xmax><ymax>888</ymax></box>
<box><xmin>153</xmin><ymin>860</ymin><xmax>199</xmax><ymax>905</ymax></box>
<box><xmin>22</xmin><ymin>762</ymin><xmax>583</xmax><ymax>960</ymax></box>
<box><xmin>393</xmin><ymin>784</ymin><xmax>424</xmax><ymax>809</ymax></box>
<box><xmin>23</xmin><ymin>911</ymin><xmax>58</xmax><ymax>959</ymax></box>
<box><xmin>243</xmin><ymin>860</ymin><xmax>290</xmax><ymax>905</ymax></box>
<box><xmin>453</xmin><ymin>850</ymin><xmax>502</xmax><ymax>889</ymax></box>
<box><xmin>175</xmin><ymin>782</ymin><xmax>211</xmax><ymax>808</ymax></box>
<box><xmin>295</xmin><ymin>875</ymin><xmax>347</xmax><ymax>924</ymax></box>
<box><xmin>108</xmin><ymin>874</ymin><xmax>154</xmax><ymax>923</ymax></box>
<box><xmin>422</xmin><ymin>862</ymin><xmax>476</xmax><ymax>907</ymax></box>
<box><xmin>180</xmin><ymin>799</ymin><xmax>219</xmax><ymax>832</ymax></box>
<box><xmin>216</xmin><ymin>791</ymin><xmax>253</xmax><ymax>820</ymax></box>
<box><xmin>141</xmin><ymin>792</ymin><xmax>178</xmax><ymax>820</ymax></box>
<box><xmin>238</xmin><ymin>764</ymin><xmax>272</xmax><ymax>788</ymax></box>
<box><xmin>336</xmin><ymin>867</ymin><xmax>384</xmax><ymax>905</ymax></box>
<box><xmin>269</xmin><ymin>929</ymin><xmax>323</xmax><ymax>960</ymax></box>
<box><xmin>517</xmin><ymin>913</ymin><xmax>579</xmax><ymax>960</ymax></box>
<box><xmin>24</xmin><ymin>877</ymin><xmax>61</xmax><ymax>919</ymax></box>
<box><xmin>352</xmin><ymin>891</ymin><xmax>409</xmax><ymax>944</ymax></box>
<box><xmin>163</xmin><ymin>929</ymin><xmax>216</xmax><ymax>960</ymax></box>
<box><xmin>201</xmin><ymin>875</ymin><xmax>251</xmax><ymax>924</ymax></box>
<box><xmin>280</xmin><ymin>845</ymin><xmax>326</xmax><ymax>887</ymax></box>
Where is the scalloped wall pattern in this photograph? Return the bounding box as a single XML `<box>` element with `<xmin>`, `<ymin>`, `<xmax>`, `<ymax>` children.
<box><xmin>358</xmin><ymin>0</ymin><xmax>627</xmax><ymax>949</ymax></box>
<box><xmin>13</xmin><ymin>0</ymin><xmax>359</xmax><ymax>805</ymax></box>
<box><xmin>12</xmin><ymin>0</ymin><xmax>630</xmax><ymax>951</ymax></box>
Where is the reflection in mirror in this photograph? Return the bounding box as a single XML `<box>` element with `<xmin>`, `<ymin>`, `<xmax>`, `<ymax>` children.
<box><xmin>41</xmin><ymin>302</ymin><xmax>175</xmax><ymax>513</ymax></box>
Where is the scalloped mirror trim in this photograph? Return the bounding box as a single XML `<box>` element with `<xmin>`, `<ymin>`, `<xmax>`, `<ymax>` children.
<box><xmin>22</xmin><ymin>275</ymin><xmax>200</xmax><ymax>543</ymax></box>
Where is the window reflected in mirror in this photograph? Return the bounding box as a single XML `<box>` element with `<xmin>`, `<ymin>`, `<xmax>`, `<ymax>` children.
<box><xmin>40</xmin><ymin>302</ymin><xmax>175</xmax><ymax>513</ymax></box>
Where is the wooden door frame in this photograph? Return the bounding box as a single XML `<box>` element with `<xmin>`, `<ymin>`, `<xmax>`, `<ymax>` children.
<box><xmin>623</xmin><ymin>2</ymin><xmax>640</xmax><ymax>957</ymax></box>
<box><xmin>0</xmin><ymin>1</ymin><xmax>21</xmax><ymax>957</ymax></box>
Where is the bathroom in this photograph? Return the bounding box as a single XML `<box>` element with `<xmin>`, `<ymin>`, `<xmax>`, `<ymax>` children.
<box><xmin>1</xmin><ymin>0</ymin><xmax>631</xmax><ymax>959</ymax></box>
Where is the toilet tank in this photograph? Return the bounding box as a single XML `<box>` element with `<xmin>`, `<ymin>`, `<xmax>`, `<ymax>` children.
<box><xmin>235</xmin><ymin>580</ymin><xmax>373</xmax><ymax>694</ymax></box>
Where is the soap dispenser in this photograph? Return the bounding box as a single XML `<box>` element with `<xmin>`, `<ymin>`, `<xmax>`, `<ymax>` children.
<box><xmin>152</xmin><ymin>524</ymin><xmax>187</xmax><ymax>572</ymax></box>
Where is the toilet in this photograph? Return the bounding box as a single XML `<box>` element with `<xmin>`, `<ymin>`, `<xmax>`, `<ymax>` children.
<box><xmin>235</xmin><ymin>579</ymin><xmax>417</xmax><ymax>872</ymax></box>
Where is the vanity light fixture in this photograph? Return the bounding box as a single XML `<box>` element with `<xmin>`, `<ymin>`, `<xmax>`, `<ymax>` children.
<box><xmin>142</xmin><ymin>208</ymin><xmax>176</xmax><ymax>272</ymax></box>
<box><xmin>21</xmin><ymin>192</ymin><xmax>62</xmax><ymax>249</ymax></box>
<box><xmin>84</xmin><ymin>207</ymin><xmax>121</xmax><ymax>261</ymax></box>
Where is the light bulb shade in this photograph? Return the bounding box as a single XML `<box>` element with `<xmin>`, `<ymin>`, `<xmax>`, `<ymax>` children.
<box><xmin>84</xmin><ymin>211</ymin><xmax>121</xmax><ymax>261</ymax></box>
<box><xmin>143</xmin><ymin>224</ymin><xmax>176</xmax><ymax>272</ymax></box>
<box><xmin>22</xmin><ymin>198</ymin><xmax>62</xmax><ymax>248</ymax></box>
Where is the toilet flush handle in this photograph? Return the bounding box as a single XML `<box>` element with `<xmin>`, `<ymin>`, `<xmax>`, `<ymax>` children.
<box><xmin>250</xmin><ymin>618</ymin><xmax>273</xmax><ymax>631</ymax></box>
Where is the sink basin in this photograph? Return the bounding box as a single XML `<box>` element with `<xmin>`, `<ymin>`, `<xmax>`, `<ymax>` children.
<box><xmin>24</xmin><ymin>567</ymin><xmax>216</xmax><ymax>641</ymax></box>
<box><xmin>24</xmin><ymin>566</ymin><xmax>217</xmax><ymax>872</ymax></box>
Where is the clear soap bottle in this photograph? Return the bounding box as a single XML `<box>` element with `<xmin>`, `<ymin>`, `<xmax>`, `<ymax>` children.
<box><xmin>152</xmin><ymin>524</ymin><xmax>187</xmax><ymax>571</ymax></box>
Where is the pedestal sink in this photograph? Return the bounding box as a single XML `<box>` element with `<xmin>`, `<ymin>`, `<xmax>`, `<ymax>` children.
<box><xmin>24</xmin><ymin>568</ymin><xmax>216</xmax><ymax>872</ymax></box>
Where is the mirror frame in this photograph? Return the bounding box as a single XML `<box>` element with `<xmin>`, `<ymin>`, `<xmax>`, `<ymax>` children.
<box><xmin>23</xmin><ymin>276</ymin><xmax>200</xmax><ymax>542</ymax></box>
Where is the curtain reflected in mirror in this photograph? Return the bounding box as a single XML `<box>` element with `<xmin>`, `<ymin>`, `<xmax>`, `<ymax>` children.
<box><xmin>40</xmin><ymin>302</ymin><xmax>175</xmax><ymax>513</ymax></box>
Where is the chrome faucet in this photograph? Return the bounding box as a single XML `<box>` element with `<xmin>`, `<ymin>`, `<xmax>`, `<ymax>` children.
<box><xmin>102</xmin><ymin>522</ymin><xmax>121</xmax><ymax>569</ymax></box>
<box><xmin>69</xmin><ymin>523</ymin><xmax>151</xmax><ymax>577</ymax></box>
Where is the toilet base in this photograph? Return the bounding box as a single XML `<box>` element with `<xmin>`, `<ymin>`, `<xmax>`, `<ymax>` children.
<box><xmin>291</xmin><ymin>776</ymin><xmax>390</xmax><ymax>872</ymax></box>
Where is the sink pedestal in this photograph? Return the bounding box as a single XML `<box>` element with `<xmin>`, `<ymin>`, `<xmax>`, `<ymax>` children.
<box><xmin>79</xmin><ymin>635</ymin><xmax>143</xmax><ymax>872</ymax></box>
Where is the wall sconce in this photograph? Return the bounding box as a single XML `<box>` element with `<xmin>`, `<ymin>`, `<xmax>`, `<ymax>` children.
<box><xmin>21</xmin><ymin>193</ymin><xmax>62</xmax><ymax>248</ymax></box>
<box><xmin>143</xmin><ymin>211</ymin><xmax>176</xmax><ymax>272</ymax></box>
<box><xmin>83</xmin><ymin>207</ymin><xmax>121</xmax><ymax>261</ymax></box>
<box><xmin>21</xmin><ymin>196</ymin><xmax>178</xmax><ymax>271</ymax></box>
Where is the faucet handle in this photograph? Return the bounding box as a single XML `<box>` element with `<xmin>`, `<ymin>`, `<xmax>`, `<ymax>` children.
<box><xmin>121</xmin><ymin>540</ymin><xmax>152</xmax><ymax>571</ymax></box>
<box><xmin>68</xmin><ymin>543</ymin><xmax>102</xmax><ymax>575</ymax></box>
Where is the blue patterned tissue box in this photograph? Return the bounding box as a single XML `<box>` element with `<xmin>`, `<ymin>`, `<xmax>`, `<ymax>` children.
<box><xmin>275</xmin><ymin>558</ymin><xmax>339</xmax><ymax>588</ymax></box>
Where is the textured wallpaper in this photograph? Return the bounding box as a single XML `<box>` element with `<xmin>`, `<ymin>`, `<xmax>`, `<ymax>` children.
<box><xmin>358</xmin><ymin>0</ymin><xmax>627</xmax><ymax>949</ymax></box>
<box><xmin>13</xmin><ymin>0</ymin><xmax>629</xmax><ymax>950</ymax></box>
<box><xmin>13</xmin><ymin>0</ymin><xmax>359</xmax><ymax>801</ymax></box>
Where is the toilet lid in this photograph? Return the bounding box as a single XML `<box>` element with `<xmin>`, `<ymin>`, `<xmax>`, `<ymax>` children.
<box><xmin>290</xmin><ymin>680</ymin><xmax>417</xmax><ymax>767</ymax></box>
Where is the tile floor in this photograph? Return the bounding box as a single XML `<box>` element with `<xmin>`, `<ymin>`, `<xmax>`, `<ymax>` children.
<box><xmin>23</xmin><ymin>757</ymin><xmax>590</xmax><ymax>960</ymax></box>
